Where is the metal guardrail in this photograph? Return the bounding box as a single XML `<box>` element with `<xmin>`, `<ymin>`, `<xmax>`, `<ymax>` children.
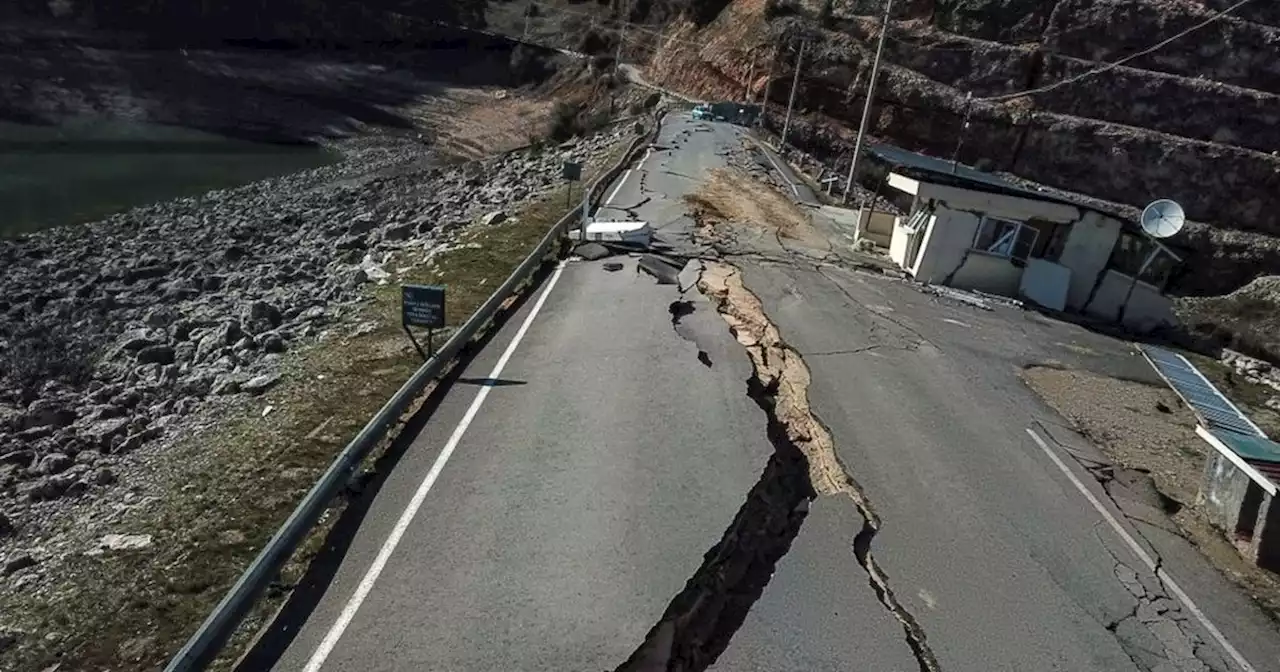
<box><xmin>164</xmin><ymin>116</ymin><xmax>661</xmax><ymax>672</ymax></box>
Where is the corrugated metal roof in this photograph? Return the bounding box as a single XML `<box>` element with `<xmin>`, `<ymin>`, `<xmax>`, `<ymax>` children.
<box><xmin>1138</xmin><ymin>344</ymin><xmax>1268</xmax><ymax>440</ymax></box>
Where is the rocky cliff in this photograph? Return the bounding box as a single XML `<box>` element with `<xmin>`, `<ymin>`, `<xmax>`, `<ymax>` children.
<box><xmin>635</xmin><ymin>0</ymin><xmax>1280</xmax><ymax>296</ymax></box>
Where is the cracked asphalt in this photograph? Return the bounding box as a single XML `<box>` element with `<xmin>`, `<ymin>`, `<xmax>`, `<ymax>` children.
<box><xmin>259</xmin><ymin>113</ymin><xmax>1280</xmax><ymax>672</ymax></box>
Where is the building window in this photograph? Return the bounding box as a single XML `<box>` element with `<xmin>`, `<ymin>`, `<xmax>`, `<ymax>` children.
<box><xmin>1106</xmin><ymin>231</ymin><xmax>1182</xmax><ymax>290</ymax></box>
<box><xmin>972</xmin><ymin>215</ymin><xmax>1039</xmax><ymax>261</ymax></box>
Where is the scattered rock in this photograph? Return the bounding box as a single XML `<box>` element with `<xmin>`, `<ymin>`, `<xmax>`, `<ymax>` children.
<box><xmin>136</xmin><ymin>344</ymin><xmax>176</xmax><ymax>365</ymax></box>
<box><xmin>2</xmin><ymin>553</ymin><xmax>36</xmax><ymax>576</ymax></box>
<box><xmin>259</xmin><ymin>333</ymin><xmax>286</xmax><ymax>354</ymax></box>
<box><xmin>481</xmin><ymin>210</ymin><xmax>507</xmax><ymax>227</ymax></box>
<box><xmin>22</xmin><ymin>399</ymin><xmax>76</xmax><ymax>429</ymax></box>
<box><xmin>98</xmin><ymin>533</ymin><xmax>153</xmax><ymax>552</ymax></box>
<box><xmin>242</xmin><ymin>372</ymin><xmax>282</xmax><ymax>395</ymax></box>
<box><xmin>84</xmin><ymin>417</ymin><xmax>130</xmax><ymax>449</ymax></box>
<box><xmin>211</xmin><ymin>373</ymin><xmax>248</xmax><ymax>396</ymax></box>
<box><xmin>36</xmin><ymin>453</ymin><xmax>73</xmax><ymax>476</ymax></box>
<box><xmin>0</xmin><ymin>512</ymin><xmax>12</xmax><ymax>538</ymax></box>
<box><xmin>244</xmin><ymin>300</ymin><xmax>282</xmax><ymax>332</ymax></box>
<box><xmin>92</xmin><ymin>468</ymin><xmax>117</xmax><ymax>486</ymax></box>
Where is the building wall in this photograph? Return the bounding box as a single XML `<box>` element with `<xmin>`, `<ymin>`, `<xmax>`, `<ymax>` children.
<box><xmin>913</xmin><ymin>206</ymin><xmax>981</xmax><ymax>283</ymax></box>
<box><xmin>1250</xmin><ymin>496</ymin><xmax>1280</xmax><ymax>571</ymax></box>
<box><xmin>949</xmin><ymin>251</ymin><xmax>1024</xmax><ymax>296</ymax></box>
<box><xmin>1058</xmin><ymin>211</ymin><xmax>1123</xmax><ymax>310</ymax></box>
<box><xmin>1084</xmin><ymin>270</ymin><xmax>1178</xmax><ymax>333</ymax></box>
<box><xmin>857</xmin><ymin>210</ymin><xmax>896</xmax><ymax>248</ymax></box>
<box><xmin>907</xmin><ymin>182</ymin><xmax>1082</xmax><ymax>286</ymax></box>
<box><xmin>1019</xmin><ymin>258</ymin><xmax>1072</xmax><ymax>311</ymax></box>
<box><xmin>889</xmin><ymin>218</ymin><xmax>911</xmax><ymax>268</ymax></box>
<box><xmin>1198</xmin><ymin>451</ymin><xmax>1255</xmax><ymax>533</ymax></box>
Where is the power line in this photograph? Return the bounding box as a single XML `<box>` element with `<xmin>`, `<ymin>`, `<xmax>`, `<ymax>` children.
<box><xmin>978</xmin><ymin>0</ymin><xmax>1256</xmax><ymax>103</ymax></box>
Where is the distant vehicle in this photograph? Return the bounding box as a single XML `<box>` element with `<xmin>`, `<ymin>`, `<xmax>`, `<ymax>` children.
<box><xmin>692</xmin><ymin>101</ymin><xmax>761</xmax><ymax>126</ymax></box>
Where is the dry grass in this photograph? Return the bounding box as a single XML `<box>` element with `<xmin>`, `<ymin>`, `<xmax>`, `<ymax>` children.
<box><xmin>1023</xmin><ymin>365</ymin><xmax>1280</xmax><ymax>623</ymax></box>
<box><xmin>0</xmin><ymin>136</ymin><xmax>632</xmax><ymax>672</ymax></box>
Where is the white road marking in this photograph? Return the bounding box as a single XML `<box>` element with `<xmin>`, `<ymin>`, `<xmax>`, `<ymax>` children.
<box><xmin>604</xmin><ymin>169</ymin><xmax>633</xmax><ymax>206</ymax></box>
<box><xmin>302</xmin><ymin>262</ymin><xmax>569</xmax><ymax>672</ymax></box>
<box><xmin>1025</xmin><ymin>427</ymin><xmax>1257</xmax><ymax>672</ymax></box>
<box><xmin>751</xmin><ymin>137</ymin><xmax>801</xmax><ymax>198</ymax></box>
<box><xmin>602</xmin><ymin>147</ymin><xmax>654</xmax><ymax>208</ymax></box>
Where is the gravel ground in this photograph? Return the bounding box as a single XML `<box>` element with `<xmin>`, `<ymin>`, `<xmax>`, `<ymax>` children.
<box><xmin>1023</xmin><ymin>365</ymin><xmax>1280</xmax><ymax>623</ymax></box>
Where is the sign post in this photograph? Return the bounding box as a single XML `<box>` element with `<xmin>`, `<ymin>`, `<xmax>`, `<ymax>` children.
<box><xmin>562</xmin><ymin>160</ymin><xmax>582</xmax><ymax>211</ymax></box>
<box><xmin>400</xmin><ymin>284</ymin><xmax>446</xmax><ymax>361</ymax></box>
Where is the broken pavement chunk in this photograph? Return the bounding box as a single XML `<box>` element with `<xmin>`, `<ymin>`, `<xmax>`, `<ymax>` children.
<box><xmin>637</xmin><ymin>255</ymin><xmax>682</xmax><ymax>285</ymax></box>
<box><xmin>603</xmin><ymin>262</ymin><xmax>625</xmax><ymax>272</ymax></box>
<box><xmin>573</xmin><ymin>242</ymin><xmax>613</xmax><ymax>261</ymax></box>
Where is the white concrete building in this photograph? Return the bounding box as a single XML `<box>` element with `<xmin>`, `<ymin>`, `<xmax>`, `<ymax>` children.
<box><xmin>867</xmin><ymin>145</ymin><xmax>1183</xmax><ymax>333</ymax></box>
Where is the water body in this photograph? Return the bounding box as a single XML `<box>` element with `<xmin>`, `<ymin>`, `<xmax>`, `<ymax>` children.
<box><xmin>0</xmin><ymin>120</ymin><xmax>339</xmax><ymax>236</ymax></box>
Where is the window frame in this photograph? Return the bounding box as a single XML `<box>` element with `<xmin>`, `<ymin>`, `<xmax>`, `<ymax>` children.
<box><xmin>971</xmin><ymin>215</ymin><xmax>1040</xmax><ymax>262</ymax></box>
<box><xmin>1106</xmin><ymin>231</ymin><xmax>1184</xmax><ymax>291</ymax></box>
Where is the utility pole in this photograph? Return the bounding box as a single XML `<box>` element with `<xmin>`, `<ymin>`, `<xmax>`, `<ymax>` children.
<box><xmin>843</xmin><ymin>0</ymin><xmax>893</xmax><ymax>205</ymax></box>
<box><xmin>523</xmin><ymin>1</ymin><xmax>532</xmax><ymax>41</ymax></box>
<box><xmin>780</xmin><ymin>39</ymin><xmax>806</xmax><ymax>150</ymax></box>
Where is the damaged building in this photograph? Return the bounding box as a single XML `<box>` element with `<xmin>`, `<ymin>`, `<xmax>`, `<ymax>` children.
<box><xmin>863</xmin><ymin>144</ymin><xmax>1184</xmax><ymax>333</ymax></box>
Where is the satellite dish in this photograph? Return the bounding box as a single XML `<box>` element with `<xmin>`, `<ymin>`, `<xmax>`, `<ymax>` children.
<box><xmin>1140</xmin><ymin>199</ymin><xmax>1185</xmax><ymax>239</ymax></box>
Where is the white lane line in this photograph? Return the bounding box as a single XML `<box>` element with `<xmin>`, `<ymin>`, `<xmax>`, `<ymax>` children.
<box><xmin>1026</xmin><ymin>428</ymin><xmax>1257</xmax><ymax>672</ymax></box>
<box><xmin>604</xmin><ymin>169</ymin><xmax>632</xmax><ymax>206</ymax></box>
<box><xmin>751</xmin><ymin>137</ymin><xmax>801</xmax><ymax>198</ymax></box>
<box><xmin>303</xmin><ymin>262</ymin><xmax>569</xmax><ymax>672</ymax></box>
<box><xmin>602</xmin><ymin>147</ymin><xmax>653</xmax><ymax>208</ymax></box>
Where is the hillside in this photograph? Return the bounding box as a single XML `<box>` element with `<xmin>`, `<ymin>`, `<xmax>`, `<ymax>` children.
<box><xmin>504</xmin><ymin>0</ymin><xmax>1280</xmax><ymax>299</ymax></box>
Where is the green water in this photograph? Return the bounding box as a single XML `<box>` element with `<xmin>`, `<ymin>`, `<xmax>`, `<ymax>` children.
<box><xmin>0</xmin><ymin>121</ymin><xmax>339</xmax><ymax>236</ymax></box>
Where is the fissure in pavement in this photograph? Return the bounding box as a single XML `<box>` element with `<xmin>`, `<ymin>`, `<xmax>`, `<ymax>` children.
<box><xmin>614</xmin><ymin>262</ymin><xmax>941</xmax><ymax>672</ymax></box>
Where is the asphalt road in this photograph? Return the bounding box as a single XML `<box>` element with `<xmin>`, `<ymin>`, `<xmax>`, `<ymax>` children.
<box><xmin>264</xmin><ymin>113</ymin><xmax>1280</xmax><ymax>672</ymax></box>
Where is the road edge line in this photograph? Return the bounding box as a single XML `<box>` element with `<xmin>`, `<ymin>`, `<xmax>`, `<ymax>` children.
<box><xmin>301</xmin><ymin>261</ymin><xmax>569</xmax><ymax>671</ymax></box>
<box><xmin>1025</xmin><ymin>427</ymin><xmax>1257</xmax><ymax>672</ymax></box>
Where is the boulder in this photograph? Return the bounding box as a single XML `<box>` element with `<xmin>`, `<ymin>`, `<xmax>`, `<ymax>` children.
<box><xmin>35</xmin><ymin>453</ymin><xmax>73</xmax><ymax>476</ymax></box>
<box><xmin>136</xmin><ymin>344</ymin><xmax>176</xmax><ymax>366</ymax></box>
<box><xmin>382</xmin><ymin>222</ymin><xmax>414</xmax><ymax>242</ymax></box>
<box><xmin>242</xmin><ymin>372</ymin><xmax>281</xmax><ymax>395</ymax></box>
<box><xmin>84</xmin><ymin>417</ymin><xmax>130</xmax><ymax>449</ymax></box>
<box><xmin>211</xmin><ymin>373</ymin><xmax>248</xmax><ymax>396</ymax></box>
<box><xmin>22</xmin><ymin>399</ymin><xmax>76</xmax><ymax>429</ymax></box>
<box><xmin>244</xmin><ymin>300</ymin><xmax>282</xmax><ymax>331</ymax></box>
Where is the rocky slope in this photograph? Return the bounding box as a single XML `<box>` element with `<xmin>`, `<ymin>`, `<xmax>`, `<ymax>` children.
<box><xmin>627</xmin><ymin>0</ymin><xmax>1280</xmax><ymax>298</ymax></box>
<box><xmin>0</xmin><ymin>123</ymin><xmax>629</xmax><ymax>601</ymax></box>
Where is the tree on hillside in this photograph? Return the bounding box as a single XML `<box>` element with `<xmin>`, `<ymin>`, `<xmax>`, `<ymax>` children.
<box><xmin>818</xmin><ymin>0</ymin><xmax>835</xmax><ymax>27</ymax></box>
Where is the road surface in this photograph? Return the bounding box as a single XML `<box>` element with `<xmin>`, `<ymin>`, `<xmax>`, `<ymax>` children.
<box><xmin>259</xmin><ymin>113</ymin><xmax>1280</xmax><ymax>672</ymax></box>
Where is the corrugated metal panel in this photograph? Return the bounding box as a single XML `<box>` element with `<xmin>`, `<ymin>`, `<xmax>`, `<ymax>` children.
<box><xmin>1213</xmin><ymin>430</ymin><xmax>1280</xmax><ymax>464</ymax></box>
<box><xmin>1138</xmin><ymin>344</ymin><xmax>1269</xmax><ymax>440</ymax></box>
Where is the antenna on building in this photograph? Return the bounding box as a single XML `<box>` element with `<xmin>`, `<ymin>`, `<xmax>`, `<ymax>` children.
<box><xmin>1140</xmin><ymin>199</ymin><xmax>1186</xmax><ymax>239</ymax></box>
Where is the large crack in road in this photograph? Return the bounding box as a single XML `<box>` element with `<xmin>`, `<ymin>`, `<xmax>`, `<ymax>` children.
<box><xmin>613</xmin><ymin>261</ymin><xmax>941</xmax><ymax>672</ymax></box>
